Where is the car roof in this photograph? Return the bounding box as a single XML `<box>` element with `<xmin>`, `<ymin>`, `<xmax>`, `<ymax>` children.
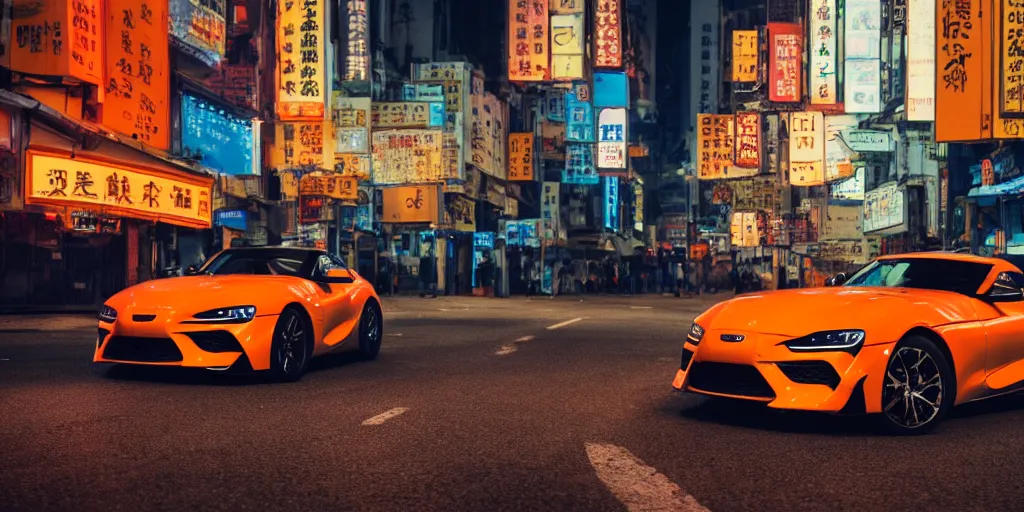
<box><xmin>876</xmin><ymin>251</ymin><xmax>1021</xmax><ymax>271</ymax></box>
<box><xmin>223</xmin><ymin>246</ymin><xmax>324</xmax><ymax>252</ymax></box>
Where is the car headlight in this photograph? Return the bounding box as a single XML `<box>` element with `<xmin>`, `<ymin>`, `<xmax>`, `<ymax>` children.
<box><xmin>783</xmin><ymin>330</ymin><xmax>865</xmax><ymax>353</ymax></box>
<box><xmin>98</xmin><ymin>304</ymin><xmax>117</xmax><ymax>323</ymax></box>
<box><xmin>185</xmin><ymin>306</ymin><xmax>257</xmax><ymax>324</ymax></box>
<box><xmin>686</xmin><ymin>323</ymin><xmax>705</xmax><ymax>345</ymax></box>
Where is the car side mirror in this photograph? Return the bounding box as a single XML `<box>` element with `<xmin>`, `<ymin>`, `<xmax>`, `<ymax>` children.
<box><xmin>986</xmin><ymin>283</ymin><xmax>1024</xmax><ymax>302</ymax></box>
<box><xmin>826</xmin><ymin>273</ymin><xmax>847</xmax><ymax>287</ymax></box>
<box><xmin>324</xmin><ymin>268</ymin><xmax>355</xmax><ymax>283</ymax></box>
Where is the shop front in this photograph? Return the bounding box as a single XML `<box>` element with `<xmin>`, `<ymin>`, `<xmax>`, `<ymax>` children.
<box><xmin>380</xmin><ymin>184</ymin><xmax>444</xmax><ymax>295</ymax></box>
<box><xmin>0</xmin><ymin>136</ymin><xmax>214</xmax><ymax>310</ymax></box>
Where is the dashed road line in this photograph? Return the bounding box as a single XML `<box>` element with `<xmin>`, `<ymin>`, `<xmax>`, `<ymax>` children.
<box><xmin>386</xmin><ymin>333</ymin><xmax>403</xmax><ymax>337</ymax></box>
<box><xmin>585</xmin><ymin>442</ymin><xmax>709</xmax><ymax>512</ymax></box>
<box><xmin>546</xmin><ymin>317</ymin><xmax>583</xmax><ymax>330</ymax></box>
<box><xmin>630</xmin><ymin>306</ymin><xmax>653</xmax><ymax>310</ymax></box>
<box><xmin>361</xmin><ymin>407</ymin><xmax>409</xmax><ymax>426</ymax></box>
<box><xmin>514</xmin><ymin>335</ymin><xmax>535</xmax><ymax>343</ymax></box>
<box><xmin>494</xmin><ymin>335</ymin><xmax>536</xmax><ymax>356</ymax></box>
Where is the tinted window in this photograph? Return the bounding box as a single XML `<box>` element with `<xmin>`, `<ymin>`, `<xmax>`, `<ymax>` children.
<box><xmin>200</xmin><ymin>249</ymin><xmax>319</xmax><ymax>277</ymax></box>
<box><xmin>844</xmin><ymin>258</ymin><xmax>993</xmax><ymax>296</ymax></box>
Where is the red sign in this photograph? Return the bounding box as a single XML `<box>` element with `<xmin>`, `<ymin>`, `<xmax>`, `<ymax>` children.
<box><xmin>734</xmin><ymin>112</ymin><xmax>761</xmax><ymax>169</ymax></box>
<box><xmin>981</xmin><ymin>159</ymin><xmax>995</xmax><ymax>187</ymax></box>
<box><xmin>594</xmin><ymin>0</ymin><xmax>622</xmax><ymax>68</ymax></box>
<box><xmin>768</xmin><ymin>23</ymin><xmax>803</xmax><ymax>103</ymax></box>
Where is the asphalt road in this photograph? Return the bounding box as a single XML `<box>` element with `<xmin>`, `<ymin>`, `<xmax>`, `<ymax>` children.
<box><xmin>3</xmin><ymin>294</ymin><xmax>1024</xmax><ymax>511</ymax></box>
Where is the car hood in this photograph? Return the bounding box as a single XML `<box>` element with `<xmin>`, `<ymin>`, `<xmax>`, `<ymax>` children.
<box><xmin>105</xmin><ymin>275</ymin><xmax>304</xmax><ymax>316</ymax></box>
<box><xmin>705</xmin><ymin>287</ymin><xmax>980</xmax><ymax>337</ymax></box>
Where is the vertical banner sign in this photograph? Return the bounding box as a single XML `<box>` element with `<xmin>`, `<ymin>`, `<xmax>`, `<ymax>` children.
<box><xmin>344</xmin><ymin>0</ymin><xmax>370</xmax><ymax>82</ymax></box>
<box><xmin>788</xmin><ymin>112</ymin><xmax>825</xmax><ymax>186</ymax></box>
<box><xmin>809</xmin><ymin>0</ymin><xmax>838</xmax><ymax>104</ymax></box>
<box><xmin>732</xmin><ymin>30</ymin><xmax>758</xmax><ymax>82</ymax></box>
<box><xmin>845</xmin><ymin>0</ymin><xmax>881</xmax><ymax>59</ymax></box>
<box><xmin>333</xmin><ymin>95</ymin><xmax>371</xmax><ymax>154</ymax></box>
<box><xmin>508</xmin><ymin>0</ymin><xmax>548</xmax><ymax>81</ymax></box>
<box><xmin>508</xmin><ymin>133</ymin><xmax>535</xmax><ymax>180</ymax></box>
<box><xmin>563</xmin><ymin>143</ymin><xmax>598</xmax><ymax>184</ymax></box>
<box><xmin>845</xmin><ymin>60</ymin><xmax>882</xmax><ymax>113</ymax></box>
<box><xmin>844</xmin><ymin>0</ymin><xmax>881</xmax><ymax>113</ymax></box>
<box><xmin>603</xmin><ymin>177</ymin><xmax>619</xmax><ymax>231</ymax></box>
<box><xmin>9</xmin><ymin>0</ymin><xmax>103</xmax><ymax>84</ymax></box>
<box><xmin>594</xmin><ymin>0</ymin><xmax>622</xmax><ymax>68</ymax></box>
<box><xmin>274</xmin><ymin>121</ymin><xmax>330</xmax><ymax>168</ymax></box>
<box><xmin>1001</xmin><ymin>0</ymin><xmax>1024</xmax><ymax>117</ymax></box>
<box><xmin>597</xmin><ymin>108</ymin><xmax>627</xmax><ymax>170</ymax></box>
<box><xmin>550</xmin><ymin>13</ymin><xmax>585</xmax><ymax>80</ymax></box>
<box><xmin>994</xmin><ymin>0</ymin><xmax>1024</xmax><ymax>137</ymax></box>
<box><xmin>541</xmin><ymin>182</ymin><xmax>560</xmax><ymax>242</ymax></box>
<box><xmin>696</xmin><ymin>114</ymin><xmax>735</xmax><ymax>180</ymax></box>
<box><xmin>906</xmin><ymin>0</ymin><xmax>935</xmax><ymax>121</ymax></box>
<box><xmin>565</xmin><ymin>82</ymin><xmax>595</xmax><ymax>141</ymax></box>
<box><xmin>768</xmin><ymin>23</ymin><xmax>803</xmax><ymax>102</ymax></box>
<box><xmin>549</xmin><ymin>0</ymin><xmax>583</xmax><ymax>14</ymax></box>
<box><xmin>277</xmin><ymin>0</ymin><xmax>327</xmax><ymax>119</ymax></box>
<box><xmin>936</xmin><ymin>0</ymin><xmax>984</xmax><ymax>141</ymax></box>
<box><xmin>734</xmin><ymin>112</ymin><xmax>761</xmax><ymax>169</ymax></box>
<box><xmin>103</xmin><ymin>0</ymin><xmax>171</xmax><ymax>150</ymax></box>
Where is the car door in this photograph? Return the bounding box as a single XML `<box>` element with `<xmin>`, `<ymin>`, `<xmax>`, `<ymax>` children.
<box><xmin>978</xmin><ymin>270</ymin><xmax>1024</xmax><ymax>391</ymax></box>
<box><xmin>312</xmin><ymin>254</ymin><xmax>360</xmax><ymax>348</ymax></box>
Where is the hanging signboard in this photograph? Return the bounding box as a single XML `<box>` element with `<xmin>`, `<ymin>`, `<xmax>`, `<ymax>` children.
<box><xmin>730</xmin><ymin>211</ymin><xmax>760</xmax><ymax>247</ymax></box>
<box><xmin>565</xmin><ymin>84</ymin><xmax>595</xmax><ymax>142</ymax></box>
<box><xmin>906</xmin><ymin>0</ymin><xmax>935</xmax><ymax>121</ymax></box>
<box><xmin>696</xmin><ymin>114</ymin><xmax>735</xmax><ymax>180</ymax></box>
<box><xmin>545</xmin><ymin>90</ymin><xmax>567</xmax><ymax>122</ymax></box>
<box><xmin>180</xmin><ymin>93</ymin><xmax>257</xmax><ymax>176</ymax></box>
<box><xmin>549</xmin><ymin>0</ymin><xmax>583</xmax><ymax>14</ymax></box>
<box><xmin>788</xmin><ymin>111</ymin><xmax>825</xmax><ymax>186</ymax></box>
<box><xmin>844</xmin><ymin>59</ymin><xmax>881</xmax><ymax>113</ymax></box>
<box><xmin>563</xmin><ymin>143</ymin><xmax>598</xmax><ymax>184</ymax></box>
<box><xmin>277</xmin><ymin>0</ymin><xmax>327</xmax><ymax>120</ymax></box>
<box><xmin>541</xmin><ymin>181</ymin><xmax>560</xmax><ymax>241</ymax></box>
<box><xmin>381</xmin><ymin>185</ymin><xmax>441</xmax><ymax>223</ymax></box>
<box><xmin>992</xmin><ymin>0</ymin><xmax>1024</xmax><ymax>138</ymax></box>
<box><xmin>202</xmin><ymin>64</ymin><xmax>259</xmax><ymax>112</ymax></box>
<box><xmin>1001</xmin><ymin>1</ymin><xmax>1024</xmax><ymax>117</ymax></box>
<box><xmin>371</xmin><ymin>102</ymin><xmax>445</xmax><ymax>128</ymax></box>
<box><xmin>824</xmin><ymin>115</ymin><xmax>858</xmax><ymax>182</ymax></box>
<box><xmin>333</xmin><ymin>95</ymin><xmax>371</xmax><ymax>154</ymax></box>
<box><xmin>343</xmin><ymin>0</ymin><xmax>370</xmax><ymax>82</ymax></box>
<box><xmin>593</xmin><ymin>72</ymin><xmax>629</xmax><ymax>108</ymax></box>
<box><xmin>809</xmin><ymin>0</ymin><xmax>838</xmax><ymax>104</ymax></box>
<box><xmin>508</xmin><ymin>0</ymin><xmax>548</xmax><ymax>81</ymax></box>
<box><xmin>9</xmin><ymin>0</ymin><xmax>102</xmax><ymax>84</ymax></box>
<box><xmin>845</xmin><ymin>0</ymin><xmax>881</xmax><ymax>59</ymax></box>
<box><xmin>594</xmin><ymin>0</ymin><xmax>622</xmax><ymax>68</ymax></box>
<box><xmin>597</xmin><ymin>108</ymin><xmax>627</xmax><ymax>170</ymax></box>
<box><xmin>445</xmin><ymin>195</ymin><xmax>476</xmax><ymax>232</ymax></box>
<box><xmin>863</xmin><ymin>182</ymin><xmax>907</xmax><ymax>233</ymax></box>
<box><xmin>371</xmin><ymin>130</ymin><xmax>446</xmax><ymax>184</ymax></box>
<box><xmin>602</xmin><ymin>177</ymin><xmax>619</xmax><ymax>231</ymax></box>
<box><xmin>402</xmin><ymin>83</ymin><xmax>446</xmax><ymax>102</ymax></box>
<box><xmin>732</xmin><ymin>30</ymin><xmax>758</xmax><ymax>82</ymax></box>
<box><xmin>169</xmin><ymin>0</ymin><xmax>226</xmax><ymax>67</ymax></box>
<box><xmin>732</xmin><ymin>176</ymin><xmax>783</xmax><ymax>212</ymax></box>
<box><xmin>103</xmin><ymin>0</ymin><xmax>171</xmax><ymax>150</ymax></box>
<box><xmin>734</xmin><ymin>112</ymin><xmax>761</xmax><ymax>169</ymax></box>
<box><xmin>767</xmin><ymin>23</ymin><xmax>803</xmax><ymax>103</ymax></box>
<box><xmin>26</xmin><ymin>150</ymin><xmax>213</xmax><ymax>228</ymax></box>
<box><xmin>273</xmin><ymin>121</ymin><xmax>332</xmax><ymax>169</ymax></box>
<box><xmin>935</xmin><ymin>0</ymin><xmax>985</xmax><ymax>141</ymax></box>
<box><xmin>508</xmin><ymin>133</ymin><xmax>535</xmax><ymax>181</ymax></box>
<box><xmin>299</xmin><ymin>174</ymin><xmax>359</xmax><ymax>201</ymax></box>
<box><xmin>550</xmin><ymin>13</ymin><xmax>585</xmax><ymax>80</ymax></box>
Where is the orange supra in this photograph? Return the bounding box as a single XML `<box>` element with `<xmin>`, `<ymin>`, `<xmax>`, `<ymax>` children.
<box><xmin>94</xmin><ymin>247</ymin><xmax>383</xmax><ymax>382</ymax></box>
<box><xmin>672</xmin><ymin>252</ymin><xmax>1024</xmax><ymax>433</ymax></box>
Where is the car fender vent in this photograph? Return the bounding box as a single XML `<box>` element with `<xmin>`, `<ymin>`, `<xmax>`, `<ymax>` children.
<box><xmin>776</xmin><ymin>361</ymin><xmax>842</xmax><ymax>390</ymax></box>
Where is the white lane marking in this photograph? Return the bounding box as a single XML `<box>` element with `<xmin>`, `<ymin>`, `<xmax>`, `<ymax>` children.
<box><xmin>514</xmin><ymin>335</ymin><xmax>535</xmax><ymax>343</ymax></box>
<box><xmin>0</xmin><ymin>358</ymin><xmax>9</xmax><ymax>361</ymax></box>
<box><xmin>386</xmin><ymin>333</ymin><xmax>403</xmax><ymax>337</ymax></box>
<box><xmin>630</xmin><ymin>306</ymin><xmax>653</xmax><ymax>309</ymax></box>
<box><xmin>585</xmin><ymin>442</ymin><xmax>710</xmax><ymax>512</ymax></box>
<box><xmin>361</xmin><ymin>407</ymin><xmax>409</xmax><ymax>426</ymax></box>
<box><xmin>495</xmin><ymin>345</ymin><xmax>517</xmax><ymax>356</ymax></box>
<box><xmin>546</xmin><ymin>317</ymin><xmax>583</xmax><ymax>330</ymax></box>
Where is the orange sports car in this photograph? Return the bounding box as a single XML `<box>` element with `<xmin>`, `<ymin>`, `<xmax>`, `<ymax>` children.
<box><xmin>672</xmin><ymin>252</ymin><xmax>1024</xmax><ymax>433</ymax></box>
<box><xmin>95</xmin><ymin>247</ymin><xmax>383</xmax><ymax>382</ymax></box>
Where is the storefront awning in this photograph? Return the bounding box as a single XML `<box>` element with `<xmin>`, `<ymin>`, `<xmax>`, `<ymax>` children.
<box><xmin>968</xmin><ymin>174</ymin><xmax>1024</xmax><ymax>198</ymax></box>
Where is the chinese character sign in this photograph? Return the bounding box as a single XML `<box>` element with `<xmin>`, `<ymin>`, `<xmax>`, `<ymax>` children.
<box><xmin>549</xmin><ymin>0</ymin><xmax>583</xmax><ymax>14</ymax></box>
<box><xmin>273</xmin><ymin>121</ymin><xmax>331</xmax><ymax>169</ymax></box>
<box><xmin>344</xmin><ymin>0</ymin><xmax>370</xmax><ymax>81</ymax></box>
<box><xmin>168</xmin><ymin>0</ymin><xmax>226</xmax><ymax>66</ymax></box>
<box><xmin>994</xmin><ymin>0</ymin><xmax>1024</xmax><ymax>138</ymax></box>
<box><xmin>563</xmin><ymin>143</ymin><xmax>598</xmax><ymax>184</ymax></box>
<box><xmin>26</xmin><ymin>150</ymin><xmax>213</xmax><ymax>228</ymax></box>
<box><xmin>566</xmin><ymin>83</ymin><xmax>595</xmax><ymax>142</ymax></box>
<box><xmin>508</xmin><ymin>133</ymin><xmax>535</xmax><ymax>181</ymax></box>
<box><xmin>731</xmin><ymin>30</ymin><xmax>758</xmax><ymax>82</ymax></box>
<box><xmin>906</xmin><ymin>0</ymin><xmax>935</xmax><ymax>121</ymax></box>
<box><xmin>935</xmin><ymin>0</ymin><xmax>984</xmax><ymax>141</ymax></box>
<box><xmin>371</xmin><ymin>130</ymin><xmax>446</xmax><ymax>184</ymax></box>
<box><xmin>508</xmin><ymin>0</ymin><xmax>548</xmax><ymax>81</ymax></box>
<box><xmin>277</xmin><ymin>0</ymin><xmax>327</xmax><ymax>120</ymax></box>
<box><xmin>696</xmin><ymin>114</ymin><xmax>734</xmax><ymax>180</ymax></box>
<box><xmin>788</xmin><ymin>111</ymin><xmax>825</xmax><ymax>186</ymax></box>
<box><xmin>103</xmin><ymin>0</ymin><xmax>171</xmax><ymax>150</ymax></box>
<box><xmin>594</xmin><ymin>0</ymin><xmax>621</xmax><ymax>68</ymax></box>
<box><xmin>734</xmin><ymin>112</ymin><xmax>760</xmax><ymax>169</ymax></box>
<box><xmin>603</xmin><ymin>176</ymin><xmax>619</xmax><ymax>231</ymax></box>
<box><xmin>542</xmin><ymin>181</ymin><xmax>560</xmax><ymax>241</ymax></box>
<box><xmin>381</xmin><ymin>185</ymin><xmax>441</xmax><ymax>223</ymax></box>
<box><xmin>372</xmin><ymin>102</ymin><xmax>441</xmax><ymax>128</ymax></box>
<box><xmin>809</xmin><ymin>0</ymin><xmax>837</xmax><ymax>104</ymax></box>
<box><xmin>597</xmin><ymin>108</ymin><xmax>627</xmax><ymax>170</ymax></box>
<box><xmin>10</xmin><ymin>0</ymin><xmax>103</xmax><ymax>84</ymax></box>
<box><xmin>550</xmin><ymin>13</ymin><xmax>584</xmax><ymax>80</ymax></box>
<box><xmin>768</xmin><ymin>23</ymin><xmax>802</xmax><ymax>103</ymax></box>
<box><xmin>299</xmin><ymin>174</ymin><xmax>358</xmax><ymax>200</ymax></box>
<box><xmin>1001</xmin><ymin>0</ymin><xmax>1024</xmax><ymax>117</ymax></box>
<box><xmin>332</xmin><ymin>95</ymin><xmax>370</xmax><ymax>154</ymax></box>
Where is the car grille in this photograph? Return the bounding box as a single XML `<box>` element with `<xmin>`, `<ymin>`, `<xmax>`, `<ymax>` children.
<box><xmin>102</xmin><ymin>336</ymin><xmax>183</xmax><ymax>363</ymax></box>
<box><xmin>680</xmin><ymin>348</ymin><xmax>695</xmax><ymax>371</ymax></box>
<box><xmin>687</xmin><ymin>362</ymin><xmax>776</xmax><ymax>399</ymax></box>
<box><xmin>184</xmin><ymin>331</ymin><xmax>244</xmax><ymax>353</ymax></box>
<box><xmin>776</xmin><ymin>361</ymin><xmax>841</xmax><ymax>390</ymax></box>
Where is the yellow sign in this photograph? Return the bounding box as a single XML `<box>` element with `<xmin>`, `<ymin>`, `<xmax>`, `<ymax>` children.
<box><xmin>371</xmin><ymin>130</ymin><xmax>445</xmax><ymax>184</ymax></box>
<box><xmin>299</xmin><ymin>174</ymin><xmax>358</xmax><ymax>200</ymax></box>
<box><xmin>333</xmin><ymin>94</ymin><xmax>370</xmax><ymax>153</ymax></box>
<box><xmin>371</xmin><ymin>102</ymin><xmax>436</xmax><ymax>128</ymax></box>
<box><xmin>730</xmin><ymin>211</ymin><xmax>759</xmax><ymax>247</ymax></box>
<box><xmin>696</xmin><ymin>114</ymin><xmax>734</xmax><ymax>180</ymax></box>
<box><xmin>335</xmin><ymin>153</ymin><xmax>370</xmax><ymax>179</ymax></box>
<box><xmin>26</xmin><ymin>150</ymin><xmax>213</xmax><ymax>228</ymax></box>
<box><xmin>381</xmin><ymin>185</ymin><xmax>440</xmax><ymax>223</ymax></box>
<box><xmin>790</xmin><ymin>161</ymin><xmax>824</xmax><ymax>186</ymax></box>
<box><xmin>445</xmin><ymin>195</ymin><xmax>476</xmax><ymax>232</ymax></box>
<box><xmin>9</xmin><ymin>0</ymin><xmax>103</xmax><ymax>85</ymax></box>
<box><xmin>508</xmin><ymin>0</ymin><xmax>548</xmax><ymax>81</ymax></box>
<box><xmin>549</xmin><ymin>0</ymin><xmax>584</xmax><ymax>14</ymax></box>
<box><xmin>550</xmin><ymin>13</ymin><xmax>585</xmax><ymax>80</ymax></box>
<box><xmin>732</xmin><ymin>30</ymin><xmax>758</xmax><ymax>82</ymax></box>
<box><xmin>508</xmin><ymin>133</ymin><xmax>534</xmax><ymax>181</ymax></box>
<box><xmin>273</xmin><ymin>121</ymin><xmax>333</xmax><ymax>169</ymax></box>
<box><xmin>276</xmin><ymin>0</ymin><xmax>326</xmax><ymax>120</ymax></box>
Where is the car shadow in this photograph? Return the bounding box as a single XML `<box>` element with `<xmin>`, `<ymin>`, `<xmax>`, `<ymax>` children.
<box><xmin>306</xmin><ymin>351</ymin><xmax>370</xmax><ymax>374</ymax></box>
<box><xmin>98</xmin><ymin>363</ymin><xmax>269</xmax><ymax>386</ymax></box>
<box><xmin>671</xmin><ymin>396</ymin><xmax>877</xmax><ymax>436</ymax></box>
<box><xmin>950</xmin><ymin>393</ymin><xmax>1024</xmax><ymax>420</ymax></box>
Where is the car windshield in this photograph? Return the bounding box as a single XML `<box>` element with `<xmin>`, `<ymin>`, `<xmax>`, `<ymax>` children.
<box><xmin>843</xmin><ymin>257</ymin><xmax>993</xmax><ymax>296</ymax></box>
<box><xmin>199</xmin><ymin>249</ymin><xmax>318</xmax><ymax>277</ymax></box>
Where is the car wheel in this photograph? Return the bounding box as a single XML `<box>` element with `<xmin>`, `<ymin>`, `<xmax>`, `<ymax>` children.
<box><xmin>270</xmin><ymin>307</ymin><xmax>310</xmax><ymax>382</ymax></box>
<box><xmin>358</xmin><ymin>301</ymin><xmax>383</xmax><ymax>360</ymax></box>
<box><xmin>878</xmin><ymin>335</ymin><xmax>954</xmax><ymax>435</ymax></box>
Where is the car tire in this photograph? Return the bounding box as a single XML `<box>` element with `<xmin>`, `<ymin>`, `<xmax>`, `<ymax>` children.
<box><xmin>269</xmin><ymin>307</ymin><xmax>311</xmax><ymax>383</ymax></box>
<box><xmin>877</xmin><ymin>335</ymin><xmax>955</xmax><ymax>435</ymax></box>
<box><xmin>358</xmin><ymin>301</ymin><xmax>383</xmax><ymax>360</ymax></box>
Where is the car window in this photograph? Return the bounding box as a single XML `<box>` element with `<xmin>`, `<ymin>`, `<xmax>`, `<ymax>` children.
<box><xmin>844</xmin><ymin>258</ymin><xmax>994</xmax><ymax>296</ymax></box>
<box><xmin>201</xmin><ymin>249</ymin><xmax>316</xmax><ymax>277</ymax></box>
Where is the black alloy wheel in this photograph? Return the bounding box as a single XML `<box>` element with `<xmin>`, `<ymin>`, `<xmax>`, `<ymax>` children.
<box><xmin>358</xmin><ymin>301</ymin><xmax>383</xmax><ymax>360</ymax></box>
<box><xmin>270</xmin><ymin>307</ymin><xmax>310</xmax><ymax>382</ymax></box>
<box><xmin>878</xmin><ymin>335</ymin><xmax>954</xmax><ymax>435</ymax></box>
